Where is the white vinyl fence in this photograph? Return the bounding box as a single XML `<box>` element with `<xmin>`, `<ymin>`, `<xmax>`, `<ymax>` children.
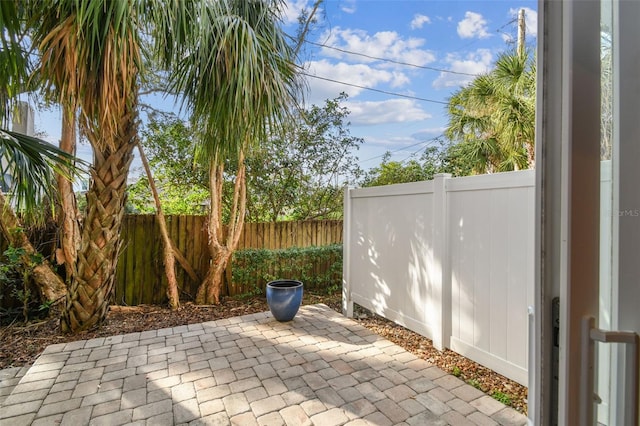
<box><xmin>342</xmin><ymin>171</ymin><xmax>535</xmax><ymax>386</ymax></box>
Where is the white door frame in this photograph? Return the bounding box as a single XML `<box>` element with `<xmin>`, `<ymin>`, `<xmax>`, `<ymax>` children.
<box><xmin>533</xmin><ymin>1</ymin><xmax>640</xmax><ymax>424</ymax></box>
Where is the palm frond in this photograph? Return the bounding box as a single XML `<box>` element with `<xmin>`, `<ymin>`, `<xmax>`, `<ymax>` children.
<box><xmin>32</xmin><ymin>0</ymin><xmax>142</xmax><ymax>151</ymax></box>
<box><xmin>0</xmin><ymin>0</ymin><xmax>31</xmax><ymax>124</ymax></box>
<box><xmin>168</xmin><ymin>0</ymin><xmax>300</xmax><ymax>162</ymax></box>
<box><xmin>0</xmin><ymin>129</ymin><xmax>84</xmax><ymax>223</ymax></box>
<box><xmin>444</xmin><ymin>49</ymin><xmax>536</xmax><ymax>173</ymax></box>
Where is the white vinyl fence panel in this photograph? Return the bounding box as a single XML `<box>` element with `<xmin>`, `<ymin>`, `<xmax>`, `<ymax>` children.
<box><xmin>343</xmin><ymin>171</ymin><xmax>535</xmax><ymax>386</ymax></box>
<box><xmin>343</xmin><ymin>181</ymin><xmax>441</xmax><ymax>343</ymax></box>
<box><xmin>446</xmin><ymin>173</ymin><xmax>534</xmax><ymax>385</ymax></box>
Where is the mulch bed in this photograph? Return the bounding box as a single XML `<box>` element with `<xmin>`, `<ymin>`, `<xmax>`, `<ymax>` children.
<box><xmin>0</xmin><ymin>293</ymin><xmax>527</xmax><ymax>414</ymax></box>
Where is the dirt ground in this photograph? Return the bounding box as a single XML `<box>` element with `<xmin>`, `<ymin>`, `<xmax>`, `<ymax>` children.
<box><xmin>0</xmin><ymin>293</ymin><xmax>527</xmax><ymax>414</ymax></box>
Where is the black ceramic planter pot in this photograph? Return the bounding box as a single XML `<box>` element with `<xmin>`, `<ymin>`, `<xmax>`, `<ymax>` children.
<box><xmin>266</xmin><ymin>280</ymin><xmax>303</xmax><ymax>322</ymax></box>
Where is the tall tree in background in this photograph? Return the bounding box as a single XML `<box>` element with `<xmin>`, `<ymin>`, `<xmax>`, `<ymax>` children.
<box><xmin>445</xmin><ymin>50</ymin><xmax>535</xmax><ymax>174</ymax></box>
<box><xmin>129</xmin><ymin>93</ymin><xmax>362</xmax><ymax>224</ymax></box>
<box><xmin>128</xmin><ymin>116</ymin><xmax>209</xmax><ymax>215</ymax></box>
<box><xmin>246</xmin><ymin>93</ymin><xmax>362</xmax><ymax>221</ymax></box>
<box><xmin>360</xmin><ymin>138</ymin><xmax>475</xmax><ymax>187</ymax></box>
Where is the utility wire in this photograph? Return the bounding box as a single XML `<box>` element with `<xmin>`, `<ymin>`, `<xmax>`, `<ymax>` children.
<box><xmin>398</xmin><ymin>135</ymin><xmax>444</xmax><ymax>163</ymax></box>
<box><xmin>300</xmin><ymin>72</ymin><xmax>449</xmax><ymax>105</ymax></box>
<box><xmin>306</xmin><ymin>40</ymin><xmax>478</xmax><ymax>76</ymax></box>
<box><xmin>358</xmin><ymin>134</ymin><xmax>444</xmax><ymax>164</ymax></box>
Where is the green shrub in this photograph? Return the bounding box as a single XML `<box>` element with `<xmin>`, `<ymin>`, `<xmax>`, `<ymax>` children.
<box><xmin>231</xmin><ymin>244</ymin><xmax>342</xmax><ymax>296</ymax></box>
<box><xmin>0</xmin><ymin>245</ymin><xmax>45</xmax><ymax>323</ymax></box>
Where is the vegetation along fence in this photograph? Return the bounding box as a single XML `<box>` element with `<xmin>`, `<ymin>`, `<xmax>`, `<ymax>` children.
<box><xmin>113</xmin><ymin>217</ymin><xmax>343</xmax><ymax>305</ymax></box>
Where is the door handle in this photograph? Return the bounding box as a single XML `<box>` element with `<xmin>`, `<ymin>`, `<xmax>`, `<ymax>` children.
<box><xmin>581</xmin><ymin>316</ymin><xmax>639</xmax><ymax>425</ymax></box>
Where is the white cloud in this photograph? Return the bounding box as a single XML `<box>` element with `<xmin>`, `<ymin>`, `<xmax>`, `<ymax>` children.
<box><xmin>283</xmin><ymin>0</ymin><xmax>313</xmax><ymax>24</ymax></box>
<box><xmin>509</xmin><ymin>7</ymin><xmax>538</xmax><ymax>38</ymax></box>
<box><xmin>345</xmin><ymin>99</ymin><xmax>431</xmax><ymax>125</ymax></box>
<box><xmin>341</xmin><ymin>0</ymin><xmax>357</xmax><ymax>14</ymax></box>
<box><xmin>320</xmin><ymin>27</ymin><xmax>436</xmax><ymax>67</ymax></box>
<box><xmin>501</xmin><ymin>32</ymin><xmax>514</xmax><ymax>44</ymax></box>
<box><xmin>364</xmin><ymin>134</ymin><xmax>427</xmax><ymax>149</ymax></box>
<box><xmin>303</xmin><ymin>59</ymin><xmax>410</xmax><ymax>104</ymax></box>
<box><xmin>411</xmin><ymin>127</ymin><xmax>447</xmax><ymax>139</ymax></box>
<box><xmin>457</xmin><ymin>11</ymin><xmax>491</xmax><ymax>39</ymax></box>
<box><xmin>410</xmin><ymin>14</ymin><xmax>431</xmax><ymax>30</ymax></box>
<box><xmin>432</xmin><ymin>49</ymin><xmax>493</xmax><ymax>89</ymax></box>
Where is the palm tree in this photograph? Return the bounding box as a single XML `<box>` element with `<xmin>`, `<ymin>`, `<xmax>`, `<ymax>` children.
<box><xmin>0</xmin><ymin>0</ymin><xmax>30</xmax><ymax>124</ymax></box>
<box><xmin>0</xmin><ymin>131</ymin><xmax>78</xmax><ymax>302</ymax></box>
<box><xmin>0</xmin><ymin>1</ymin><xmax>82</xmax><ymax>303</ymax></box>
<box><xmin>0</xmin><ymin>0</ymin><xmax>298</xmax><ymax>330</ymax></box>
<box><xmin>23</xmin><ymin>0</ymin><xmax>298</xmax><ymax>330</ymax></box>
<box><xmin>168</xmin><ymin>0</ymin><xmax>299</xmax><ymax>304</ymax></box>
<box><xmin>445</xmin><ymin>50</ymin><xmax>536</xmax><ymax>174</ymax></box>
<box><xmin>29</xmin><ymin>0</ymin><xmax>145</xmax><ymax>332</ymax></box>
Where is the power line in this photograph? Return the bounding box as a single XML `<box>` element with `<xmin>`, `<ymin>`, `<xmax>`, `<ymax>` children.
<box><xmin>306</xmin><ymin>40</ymin><xmax>479</xmax><ymax>77</ymax></box>
<box><xmin>300</xmin><ymin>72</ymin><xmax>449</xmax><ymax>105</ymax></box>
<box><xmin>358</xmin><ymin>134</ymin><xmax>444</xmax><ymax>165</ymax></box>
<box><xmin>398</xmin><ymin>135</ymin><xmax>445</xmax><ymax>163</ymax></box>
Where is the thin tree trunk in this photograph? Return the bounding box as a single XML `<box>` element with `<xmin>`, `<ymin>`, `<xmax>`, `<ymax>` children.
<box><xmin>173</xmin><ymin>247</ymin><xmax>200</xmax><ymax>284</ymax></box>
<box><xmin>0</xmin><ymin>191</ymin><xmax>66</xmax><ymax>302</ymax></box>
<box><xmin>60</xmin><ymin>113</ymin><xmax>136</xmax><ymax>333</ymax></box>
<box><xmin>196</xmin><ymin>153</ymin><xmax>247</xmax><ymax>304</ymax></box>
<box><xmin>293</xmin><ymin>0</ymin><xmax>323</xmax><ymax>57</ymax></box>
<box><xmin>135</xmin><ymin>141</ymin><xmax>180</xmax><ymax>309</ymax></box>
<box><xmin>135</xmin><ymin>142</ymin><xmax>200</xmax><ymax>284</ymax></box>
<box><xmin>56</xmin><ymin>106</ymin><xmax>80</xmax><ymax>281</ymax></box>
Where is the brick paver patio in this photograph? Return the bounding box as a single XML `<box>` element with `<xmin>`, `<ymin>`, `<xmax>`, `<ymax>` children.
<box><xmin>0</xmin><ymin>304</ymin><xmax>527</xmax><ymax>425</ymax></box>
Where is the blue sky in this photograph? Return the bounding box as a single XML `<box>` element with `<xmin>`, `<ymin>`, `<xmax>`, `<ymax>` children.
<box><xmin>282</xmin><ymin>0</ymin><xmax>538</xmax><ymax>169</ymax></box>
<box><xmin>31</xmin><ymin>0</ymin><xmax>538</xmax><ymax>176</ymax></box>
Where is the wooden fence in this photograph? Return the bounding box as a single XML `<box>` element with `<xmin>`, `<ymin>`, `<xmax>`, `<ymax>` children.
<box><xmin>114</xmin><ymin>216</ymin><xmax>343</xmax><ymax>305</ymax></box>
<box><xmin>0</xmin><ymin>217</ymin><xmax>343</xmax><ymax>307</ymax></box>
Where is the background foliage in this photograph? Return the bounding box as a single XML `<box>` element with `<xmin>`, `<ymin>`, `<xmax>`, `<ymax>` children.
<box><xmin>128</xmin><ymin>94</ymin><xmax>363</xmax><ymax>221</ymax></box>
<box><xmin>231</xmin><ymin>244</ymin><xmax>342</xmax><ymax>296</ymax></box>
<box><xmin>246</xmin><ymin>93</ymin><xmax>363</xmax><ymax>221</ymax></box>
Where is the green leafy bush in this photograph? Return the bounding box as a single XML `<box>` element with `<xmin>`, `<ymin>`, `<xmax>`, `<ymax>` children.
<box><xmin>231</xmin><ymin>244</ymin><xmax>342</xmax><ymax>296</ymax></box>
<box><xmin>0</xmin><ymin>245</ymin><xmax>45</xmax><ymax>323</ymax></box>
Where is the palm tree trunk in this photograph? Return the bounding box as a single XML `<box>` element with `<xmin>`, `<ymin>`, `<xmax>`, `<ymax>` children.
<box><xmin>196</xmin><ymin>155</ymin><xmax>247</xmax><ymax>304</ymax></box>
<box><xmin>60</xmin><ymin>117</ymin><xmax>136</xmax><ymax>333</ymax></box>
<box><xmin>136</xmin><ymin>141</ymin><xmax>180</xmax><ymax>309</ymax></box>
<box><xmin>56</xmin><ymin>106</ymin><xmax>80</xmax><ymax>281</ymax></box>
<box><xmin>526</xmin><ymin>143</ymin><xmax>535</xmax><ymax>169</ymax></box>
<box><xmin>0</xmin><ymin>191</ymin><xmax>66</xmax><ymax>302</ymax></box>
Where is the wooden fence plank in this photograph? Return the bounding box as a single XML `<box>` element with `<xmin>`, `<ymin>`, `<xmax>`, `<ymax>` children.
<box><xmin>146</xmin><ymin>216</ymin><xmax>157</xmax><ymax>305</ymax></box>
<box><xmin>0</xmin><ymin>217</ymin><xmax>342</xmax><ymax>306</ymax></box>
<box><xmin>114</xmin><ymin>216</ymin><xmax>130</xmax><ymax>304</ymax></box>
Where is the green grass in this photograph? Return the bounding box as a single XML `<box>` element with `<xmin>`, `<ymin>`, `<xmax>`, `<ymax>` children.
<box><xmin>491</xmin><ymin>391</ymin><xmax>513</xmax><ymax>406</ymax></box>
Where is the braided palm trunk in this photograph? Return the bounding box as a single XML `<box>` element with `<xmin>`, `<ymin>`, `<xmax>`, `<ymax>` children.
<box><xmin>60</xmin><ymin>116</ymin><xmax>136</xmax><ymax>333</ymax></box>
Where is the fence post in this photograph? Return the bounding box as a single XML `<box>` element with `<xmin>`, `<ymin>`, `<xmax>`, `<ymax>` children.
<box><xmin>342</xmin><ymin>186</ymin><xmax>354</xmax><ymax>317</ymax></box>
<box><xmin>432</xmin><ymin>173</ymin><xmax>452</xmax><ymax>350</ymax></box>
